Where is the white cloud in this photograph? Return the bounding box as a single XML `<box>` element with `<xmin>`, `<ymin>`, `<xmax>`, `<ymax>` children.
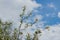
<box><xmin>19</xmin><ymin>23</ymin><xmax>60</xmax><ymax>40</ymax></box>
<box><xmin>47</xmin><ymin>3</ymin><xmax>57</xmax><ymax>10</ymax></box>
<box><xmin>45</xmin><ymin>13</ymin><xmax>56</xmax><ymax>17</ymax></box>
<box><xmin>39</xmin><ymin>24</ymin><xmax>60</xmax><ymax>40</ymax></box>
<box><xmin>48</xmin><ymin>3</ymin><xmax>54</xmax><ymax>8</ymax></box>
<box><xmin>0</xmin><ymin>0</ymin><xmax>41</xmax><ymax>27</ymax></box>
<box><xmin>46</xmin><ymin>14</ymin><xmax>50</xmax><ymax>17</ymax></box>
<box><xmin>58</xmin><ymin>12</ymin><xmax>60</xmax><ymax>18</ymax></box>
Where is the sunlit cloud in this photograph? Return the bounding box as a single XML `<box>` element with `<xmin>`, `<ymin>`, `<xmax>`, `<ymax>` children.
<box><xmin>58</xmin><ymin>12</ymin><xmax>60</xmax><ymax>18</ymax></box>
<box><xmin>47</xmin><ymin>3</ymin><xmax>57</xmax><ymax>10</ymax></box>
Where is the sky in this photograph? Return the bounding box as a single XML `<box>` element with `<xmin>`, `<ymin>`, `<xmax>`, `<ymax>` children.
<box><xmin>35</xmin><ymin>0</ymin><xmax>60</xmax><ymax>25</ymax></box>
<box><xmin>0</xmin><ymin>0</ymin><xmax>60</xmax><ymax>40</ymax></box>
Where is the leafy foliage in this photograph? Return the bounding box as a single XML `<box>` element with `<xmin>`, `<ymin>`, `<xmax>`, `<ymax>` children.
<box><xmin>26</xmin><ymin>33</ymin><xmax>31</xmax><ymax>40</ymax></box>
<box><xmin>0</xmin><ymin>6</ymin><xmax>43</xmax><ymax>40</ymax></box>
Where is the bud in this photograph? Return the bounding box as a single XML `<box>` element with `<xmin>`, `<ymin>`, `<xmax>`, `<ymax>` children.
<box><xmin>45</xmin><ymin>27</ymin><xmax>50</xmax><ymax>31</ymax></box>
<box><xmin>35</xmin><ymin>18</ymin><xmax>38</xmax><ymax>22</ymax></box>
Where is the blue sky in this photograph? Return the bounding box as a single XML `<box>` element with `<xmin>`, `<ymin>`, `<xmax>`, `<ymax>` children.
<box><xmin>34</xmin><ymin>0</ymin><xmax>60</xmax><ymax>26</ymax></box>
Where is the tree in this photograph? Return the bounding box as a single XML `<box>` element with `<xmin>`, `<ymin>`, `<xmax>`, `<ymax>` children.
<box><xmin>0</xmin><ymin>19</ymin><xmax>12</xmax><ymax>40</ymax></box>
<box><xmin>0</xmin><ymin>6</ymin><xmax>42</xmax><ymax>40</ymax></box>
<box><xmin>26</xmin><ymin>33</ymin><xmax>31</xmax><ymax>40</ymax></box>
<box><xmin>33</xmin><ymin>29</ymin><xmax>42</xmax><ymax>40</ymax></box>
